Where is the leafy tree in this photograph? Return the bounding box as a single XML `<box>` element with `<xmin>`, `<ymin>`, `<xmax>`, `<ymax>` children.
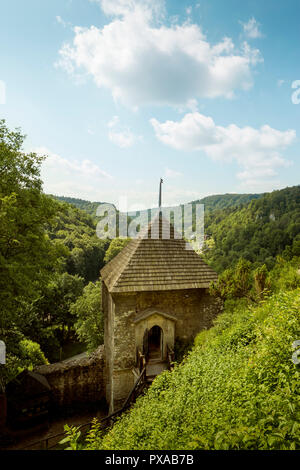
<box><xmin>35</xmin><ymin>273</ymin><xmax>84</xmax><ymax>346</ymax></box>
<box><xmin>210</xmin><ymin>258</ymin><xmax>254</xmax><ymax>301</ymax></box>
<box><xmin>0</xmin><ymin>121</ymin><xmax>62</xmax><ymax>318</ymax></box>
<box><xmin>70</xmin><ymin>280</ymin><xmax>103</xmax><ymax>352</ymax></box>
<box><xmin>104</xmin><ymin>238</ymin><xmax>131</xmax><ymax>264</ymax></box>
<box><xmin>46</xmin><ymin>202</ymin><xmax>109</xmax><ymax>283</ymax></box>
<box><xmin>0</xmin><ymin>337</ymin><xmax>48</xmax><ymax>393</ymax></box>
<box><xmin>0</xmin><ymin>120</ymin><xmax>61</xmax><ymax>385</ymax></box>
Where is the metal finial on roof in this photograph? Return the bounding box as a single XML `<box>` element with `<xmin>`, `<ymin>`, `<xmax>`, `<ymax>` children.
<box><xmin>159</xmin><ymin>178</ymin><xmax>163</xmax><ymax>209</ymax></box>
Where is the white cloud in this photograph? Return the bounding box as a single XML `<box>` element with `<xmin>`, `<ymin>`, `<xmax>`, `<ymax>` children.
<box><xmin>107</xmin><ymin>115</ymin><xmax>141</xmax><ymax>148</ymax></box>
<box><xmin>150</xmin><ymin>112</ymin><xmax>296</xmax><ymax>189</ymax></box>
<box><xmin>165</xmin><ymin>167</ymin><xmax>182</xmax><ymax>178</ymax></box>
<box><xmin>57</xmin><ymin>0</ymin><xmax>263</xmax><ymax>108</ymax></box>
<box><xmin>241</xmin><ymin>17</ymin><xmax>263</xmax><ymax>39</ymax></box>
<box><xmin>93</xmin><ymin>0</ymin><xmax>165</xmax><ymax>18</ymax></box>
<box><xmin>108</xmin><ymin>130</ymin><xmax>135</xmax><ymax>148</ymax></box>
<box><xmin>37</xmin><ymin>147</ymin><xmax>112</xmax><ymax>198</ymax></box>
<box><xmin>56</xmin><ymin>15</ymin><xmax>69</xmax><ymax>28</ymax></box>
<box><xmin>107</xmin><ymin>115</ymin><xmax>120</xmax><ymax>128</ymax></box>
<box><xmin>35</xmin><ymin>146</ymin><xmax>202</xmax><ymax>207</ymax></box>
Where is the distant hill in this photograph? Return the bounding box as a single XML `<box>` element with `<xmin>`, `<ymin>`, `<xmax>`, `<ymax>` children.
<box><xmin>50</xmin><ymin>186</ymin><xmax>300</xmax><ymax>273</ymax></box>
<box><xmin>51</xmin><ymin>192</ymin><xmax>262</xmax><ymax>217</ymax></box>
<box><xmin>50</xmin><ymin>196</ymin><xmax>105</xmax><ymax>217</ymax></box>
<box><xmin>194</xmin><ymin>192</ymin><xmax>262</xmax><ymax>211</ymax></box>
<box><xmin>204</xmin><ymin>185</ymin><xmax>300</xmax><ymax>272</ymax></box>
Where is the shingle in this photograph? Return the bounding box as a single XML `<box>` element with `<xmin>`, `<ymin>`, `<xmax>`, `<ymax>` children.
<box><xmin>101</xmin><ymin>215</ymin><xmax>218</xmax><ymax>292</ymax></box>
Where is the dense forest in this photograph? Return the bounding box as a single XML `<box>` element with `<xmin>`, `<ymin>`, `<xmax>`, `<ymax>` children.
<box><xmin>203</xmin><ymin>185</ymin><xmax>300</xmax><ymax>272</ymax></box>
<box><xmin>51</xmin><ymin>196</ymin><xmax>106</xmax><ymax>218</ymax></box>
<box><xmin>1</xmin><ymin>120</ymin><xmax>300</xmax><ymax>449</ymax></box>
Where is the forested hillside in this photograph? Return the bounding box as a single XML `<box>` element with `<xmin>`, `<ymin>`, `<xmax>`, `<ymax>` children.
<box><xmin>194</xmin><ymin>192</ymin><xmax>262</xmax><ymax>211</ymax></box>
<box><xmin>52</xmin><ymin>193</ymin><xmax>262</xmax><ymax>217</ymax></box>
<box><xmin>52</xmin><ymin>187</ymin><xmax>300</xmax><ymax>277</ymax></box>
<box><xmin>51</xmin><ymin>196</ymin><xmax>104</xmax><ymax>217</ymax></box>
<box><xmin>46</xmin><ymin>201</ymin><xmax>109</xmax><ymax>283</ymax></box>
<box><xmin>203</xmin><ymin>186</ymin><xmax>300</xmax><ymax>272</ymax></box>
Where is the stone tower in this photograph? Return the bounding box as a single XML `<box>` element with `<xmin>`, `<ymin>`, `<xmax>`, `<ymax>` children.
<box><xmin>101</xmin><ymin>216</ymin><xmax>221</xmax><ymax>412</ymax></box>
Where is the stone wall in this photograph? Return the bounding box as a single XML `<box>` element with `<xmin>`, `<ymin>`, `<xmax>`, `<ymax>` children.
<box><xmin>113</xmin><ymin>288</ymin><xmax>223</xmax><ymax>344</ymax></box>
<box><xmin>35</xmin><ymin>346</ymin><xmax>105</xmax><ymax>410</ymax></box>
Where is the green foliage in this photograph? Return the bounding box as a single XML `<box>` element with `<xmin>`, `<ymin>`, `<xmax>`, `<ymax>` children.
<box><xmin>0</xmin><ymin>121</ymin><xmax>103</xmax><ymax>385</ymax></box>
<box><xmin>0</xmin><ymin>121</ymin><xmax>61</xmax><ymax>325</ymax></box>
<box><xmin>85</xmin><ymin>419</ymin><xmax>104</xmax><ymax>450</ymax></box>
<box><xmin>173</xmin><ymin>338</ymin><xmax>194</xmax><ymax>363</ymax></box>
<box><xmin>269</xmin><ymin>257</ymin><xmax>300</xmax><ymax>292</ymax></box>
<box><xmin>46</xmin><ymin>201</ymin><xmax>109</xmax><ymax>283</ymax></box>
<box><xmin>87</xmin><ymin>288</ymin><xmax>300</xmax><ymax>450</ymax></box>
<box><xmin>210</xmin><ymin>258</ymin><xmax>255</xmax><ymax>301</ymax></box>
<box><xmin>104</xmin><ymin>238</ymin><xmax>131</xmax><ymax>264</ymax></box>
<box><xmin>31</xmin><ymin>272</ymin><xmax>84</xmax><ymax>355</ymax></box>
<box><xmin>0</xmin><ymin>337</ymin><xmax>48</xmax><ymax>393</ymax></box>
<box><xmin>60</xmin><ymin>419</ymin><xmax>103</xmax><ymax>450</ymax></box>
<box><xmin>0</xmin><ymin>120</ymin><xmax>62</xmax><ymax>386</ymax></box>
<box><xmin>204</xmin><ymin>186</ymin><xmax>300</xmax><ymax>272</ymax></box>
<box><xmin>60</xmin><ymin>425</ymin><xmax>83</xmax><ymax>450</ymax></box>
<box><xmin>51</xmin><ymin>196</ymin><xmax>104</xmax><ymax>217</ymax></box>
<box><xmin>70</xmin><ymin>280</ymin><xmax>104</xmax><ymax>352</ymax></box>
<box><xmin>19</xmin><ymin>338</ymin><xmax>48</xmax><ymax>367</ymax></box>
<box><xmin>210</xmin><ymin>257</ymin><xmax>300</xmax><ymax>306</ymax></box>
<box><xmin>193</xmin><ymin>193</ymin><xmax>262</xmax><ymax>211</ymax></box>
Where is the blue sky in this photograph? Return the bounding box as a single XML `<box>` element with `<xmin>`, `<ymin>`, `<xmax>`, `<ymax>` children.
<box><xmin>0</xmin><ymin>0</ymin><xmax>300</xmax><ymax>210</ymax></box>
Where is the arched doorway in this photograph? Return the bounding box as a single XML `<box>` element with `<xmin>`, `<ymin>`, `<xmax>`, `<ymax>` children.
<box><xmin>147</xmin><ymin>325</ymin><xmax>163</xmax><ymax>361</ymax></box>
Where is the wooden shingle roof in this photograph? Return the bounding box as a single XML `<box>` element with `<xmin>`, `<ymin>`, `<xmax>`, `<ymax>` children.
<box><xmin>101</xmin><ymin>216</ymin><xmax>218</xmax><ymax>293</ymax></box>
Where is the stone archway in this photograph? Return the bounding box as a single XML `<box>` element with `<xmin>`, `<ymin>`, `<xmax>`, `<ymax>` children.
<box><xmin>148</xmin><ymin>325</ymin><xmax>163</xmax><ymax>361</ymax></box>
<box><xmin>134</xmin><ymin>308</ymin><xmax>177</xmax><ymax>362</ymax></box>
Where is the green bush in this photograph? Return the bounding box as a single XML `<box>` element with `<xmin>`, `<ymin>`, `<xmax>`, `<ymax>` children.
<box><xmin>19</xmin><ymin>338</ymin><xmax>48</xmax><ymax>367</ymax></box>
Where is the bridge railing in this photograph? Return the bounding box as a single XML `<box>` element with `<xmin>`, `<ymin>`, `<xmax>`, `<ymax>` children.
<box><xmin>136</xmin><ymin>348</ymin><xmax>146</xmax><ymax>373</ymax></box>
<box><xmin>122</xmin><ymin>366</ymin><xmax>146</xmax><ymax>410</ymax></box>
